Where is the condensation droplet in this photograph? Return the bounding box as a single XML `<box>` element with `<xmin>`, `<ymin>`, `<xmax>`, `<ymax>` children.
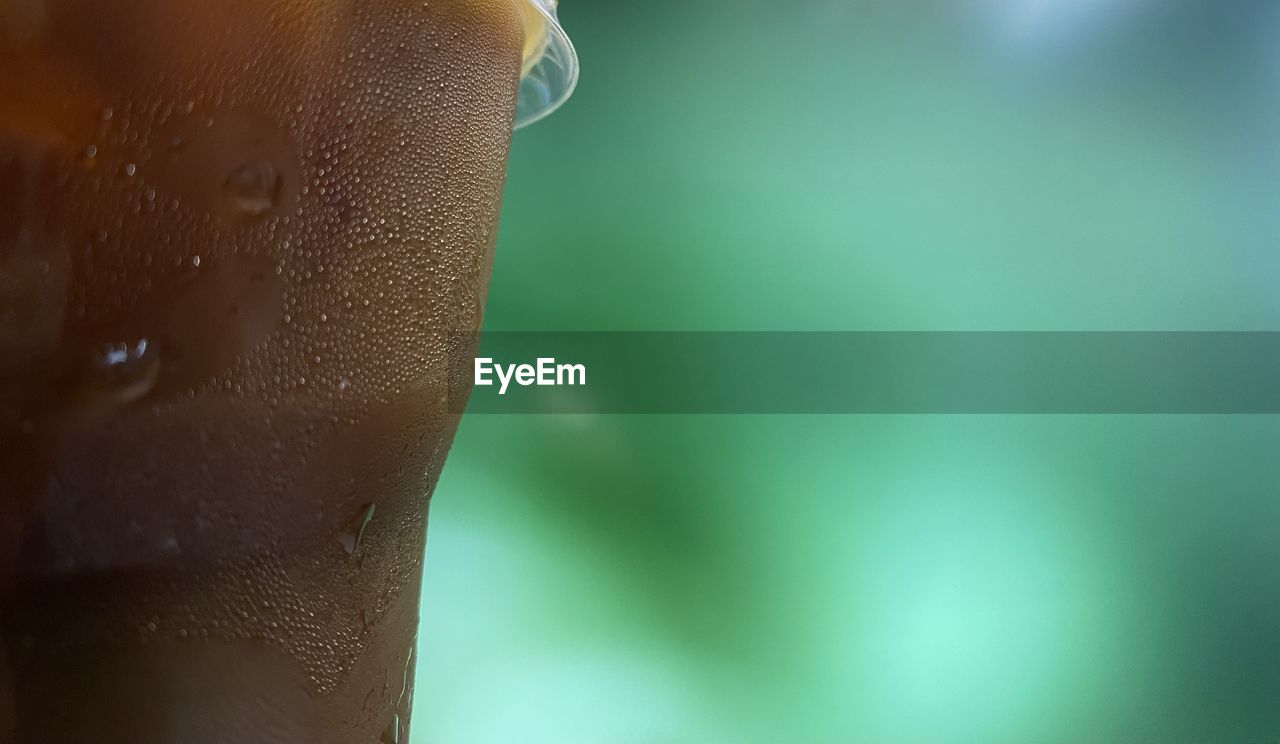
<box><xmin>222</xmin><ymin>160</ymin><xmax>282</xmax><ymax>220</ymax></box>
<box><xmin>338</xmin><ymin>502</ymin><xmax>376</xmax><ymax>556</ymax></box>
<box><xmin>79</xmin><ymin>337</ymin><xmax>160</xmax><ymax>407</ymax></box>
<box><xmin>380</xmin><ymin>714</ymin><xmax>400</xmax><ymax>744</ymax></box>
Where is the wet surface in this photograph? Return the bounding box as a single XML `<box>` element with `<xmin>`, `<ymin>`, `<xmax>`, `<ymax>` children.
<box><xmin>0</xmin><ymin>0</ymin><xmax>524</xmax><ymax>740</ymax></box>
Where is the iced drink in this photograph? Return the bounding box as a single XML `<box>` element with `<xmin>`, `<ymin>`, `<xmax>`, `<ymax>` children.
<box><xmin>0</xmin><ymin>0</ymin><xmax>572</xmax><ymax>740</ymax></box>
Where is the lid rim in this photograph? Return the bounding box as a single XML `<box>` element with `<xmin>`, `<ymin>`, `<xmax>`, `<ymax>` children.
<box><xmin>515</xmin><ymin>0</ymin><xmax>579</xmax><ymax>128</ymax></box>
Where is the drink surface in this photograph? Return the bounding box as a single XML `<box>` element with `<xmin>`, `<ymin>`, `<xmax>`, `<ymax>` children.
<box><xmin>0</xmin><ymin>0</ymin><xmax>524</xmax><ymax>740</ymax></box>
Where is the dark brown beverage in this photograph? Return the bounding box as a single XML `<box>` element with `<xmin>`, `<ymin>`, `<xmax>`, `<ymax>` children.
<box><xmin>0</xmin><ymin>0</ymin><xmax>526</xmax><ymax>740</ymax></box>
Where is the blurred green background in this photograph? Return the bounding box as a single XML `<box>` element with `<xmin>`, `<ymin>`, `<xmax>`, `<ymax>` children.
<box><xmin>415</xmin><ymin>1</ymin><xmax>1280</xmax><ymax>742</ymax></box>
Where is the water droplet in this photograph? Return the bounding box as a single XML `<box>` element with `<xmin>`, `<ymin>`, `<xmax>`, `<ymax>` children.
<box><xmin>79</xmin><ymin>337</ymin><xmax>160</xmax><ymax>406</ymax></box>
<box><xmin>395</xmin><ymin>646</ymin><xmax>415</xmax><ymax>706</ymax></box>
<box><xmin>338</xmin><ymin>502</ymin><xmax>376</xmax><ymax>555</ymax></box>
<box><xmin>380</xmin><ymin>714</ymin><xmax>400</xmax><ymax>744</ymax></box>
<box><xmin>124</xmin><ymin>163</ymin><xmax>137</xmax><ymax>177</ymax></box>
<box><xmin>222</xmin><ymin>160</ymin><xmax>281</xmax><ymax>220</ymax></box>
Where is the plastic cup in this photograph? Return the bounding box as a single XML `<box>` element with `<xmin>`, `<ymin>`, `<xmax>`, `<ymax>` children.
<box><xmin>0</xmin><ymin>1</ymin><xmax>576</xmax><ymax>740</ymax></box>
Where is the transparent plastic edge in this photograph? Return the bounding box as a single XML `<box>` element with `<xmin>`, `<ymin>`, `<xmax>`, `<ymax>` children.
<box><xmin>515</xmin><ymin>1</ymin><xmax>579</xmax><ymax>128</ymax></box>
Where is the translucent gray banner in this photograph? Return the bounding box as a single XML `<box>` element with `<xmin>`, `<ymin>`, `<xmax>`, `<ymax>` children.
<box><xmin>446</xmin><ymin>332</ymin><xmax>1280</xmax><ymax>414</ymax></box>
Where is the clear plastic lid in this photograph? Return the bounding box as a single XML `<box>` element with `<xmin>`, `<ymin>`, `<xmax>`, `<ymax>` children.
<box><xmin>516</xmin><ymin>0</ymin><xmax>579</xmax><ymax>128</ymax></box>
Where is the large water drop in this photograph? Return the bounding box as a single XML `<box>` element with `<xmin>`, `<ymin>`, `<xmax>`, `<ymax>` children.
<box><xmin>80</xmin><ymin>337</ymin><xmax>160</xmax><ymax>406</ymax></box>
<box><xmin>223</xmin><ymin>160</ymin><xmax>282</xmax><ymax>220</ymax></box>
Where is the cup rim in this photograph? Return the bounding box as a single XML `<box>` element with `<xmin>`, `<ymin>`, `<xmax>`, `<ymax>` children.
<box><xmin>516</xmin><ymin>0</ymin><xmax>579</xmax><ymax>128</ymax></box>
